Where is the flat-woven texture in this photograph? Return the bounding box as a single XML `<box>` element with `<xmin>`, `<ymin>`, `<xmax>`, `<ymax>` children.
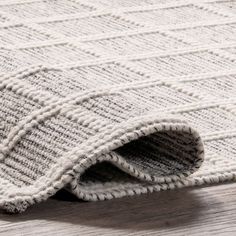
<box><xmin>0</xmin><ymin>0</ymin><xmax>235</xmax><ymax>213</ymax></box>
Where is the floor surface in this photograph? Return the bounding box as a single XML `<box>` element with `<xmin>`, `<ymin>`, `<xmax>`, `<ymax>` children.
<box><xmin>1</xmin><ymin>183</ymin><xmax>236</xmax><ymax>235</ymax></box>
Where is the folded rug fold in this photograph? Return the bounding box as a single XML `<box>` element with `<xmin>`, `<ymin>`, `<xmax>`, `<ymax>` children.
<box><xmin>0</xmin><ymin>68</ymin><xmax>204</xmax><ymax>212</ymax></box>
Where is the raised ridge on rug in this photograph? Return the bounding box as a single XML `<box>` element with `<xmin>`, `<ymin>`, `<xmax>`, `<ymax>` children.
<box><xmin>0</xmin><ymin>0</ymin><xmax>235</xmax><ymax>213</ymax></box>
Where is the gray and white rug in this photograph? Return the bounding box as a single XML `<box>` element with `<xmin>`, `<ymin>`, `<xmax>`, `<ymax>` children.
<box><xmin>0</xmin><ymin>0</ymin><xmax>235</xmax><ymax>213</ymax></box>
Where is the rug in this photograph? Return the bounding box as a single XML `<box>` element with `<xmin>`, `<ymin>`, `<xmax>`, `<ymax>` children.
<box><xmin>0</xmin><ymin>0</ymin><xmax>235</xmax><ymax>213</ymax></box>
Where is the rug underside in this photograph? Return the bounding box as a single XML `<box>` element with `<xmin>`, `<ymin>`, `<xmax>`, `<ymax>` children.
<box><xmin>0</xmin><ymin>0</ymin><xmax>235</xmax><ymax>213</ymax></box>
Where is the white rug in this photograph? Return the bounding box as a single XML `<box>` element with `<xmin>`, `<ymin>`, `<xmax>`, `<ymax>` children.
<box><xmin>0</xmin><ymin>0</ymin><xmax>235</xmax><ymax>213</ymax></box>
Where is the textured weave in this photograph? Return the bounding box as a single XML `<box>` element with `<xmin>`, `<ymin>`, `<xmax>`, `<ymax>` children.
<box><xmin>0</xmin><ymin>0</ymin><xmax>235</xmax><ymax>213</ymax></box>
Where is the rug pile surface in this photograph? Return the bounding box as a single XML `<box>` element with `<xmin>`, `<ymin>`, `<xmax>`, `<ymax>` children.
<box><xmin>0</xmin><ymin>0</ymin><xmax>235</xmax><ymax>213</ymax></box>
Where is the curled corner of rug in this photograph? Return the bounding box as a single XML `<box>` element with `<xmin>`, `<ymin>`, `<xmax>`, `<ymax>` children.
<box><xmin>0</xmin><ymin>108</ymin><xmax>204</xmax><ymax>213</ymax></box>
<box><xmin>66</xmin><ymin>117</ymin><xmax>205</xmax><ymax>202</ymax></box>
